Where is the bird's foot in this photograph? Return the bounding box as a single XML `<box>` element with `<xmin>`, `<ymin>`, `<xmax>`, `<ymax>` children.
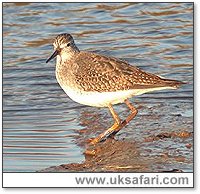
<box><xmin>87</xmin><ymin>137</ymin><xmax>103</xmax><ymax>145</ymax></box>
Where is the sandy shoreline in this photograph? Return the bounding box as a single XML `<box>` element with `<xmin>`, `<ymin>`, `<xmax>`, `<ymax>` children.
<box><xmin>39</xmin><ymin>131</ymin><xmax>192</xmax><ymax>172</ymax></box>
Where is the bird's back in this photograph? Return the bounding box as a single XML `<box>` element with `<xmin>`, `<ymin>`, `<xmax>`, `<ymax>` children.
<box><xmin>72</xmin><ymin>51</ymin><xmax>184</xmax><ymax>93</ymax></box>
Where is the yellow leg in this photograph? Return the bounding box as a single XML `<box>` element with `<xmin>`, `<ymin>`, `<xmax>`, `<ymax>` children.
<box><xmin>90</xmin><ymin>104</ymin><xmax>121</xmax><ymax>145</ymax></box>
<box><xmin>89</xmin><ymin>99</ymin><xmax>138</xmax><ymax>145</ymax></box>
<box><xmin>109</xmin><ymin>99</ymin><xmax>138</xmax><ymax>137</ymax></box>
<box><xmin>123</xmin><ymin>99</ymin><xmax>138</xmax><ymax>126</ymax></box>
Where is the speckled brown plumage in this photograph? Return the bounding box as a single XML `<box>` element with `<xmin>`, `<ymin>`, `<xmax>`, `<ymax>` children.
<box><xmin>46</xmin><ymin>33</ymin><xmax>184</xmax><ymax>97</ymax></box>
<box><xmin>72</xmin><ymin>51</ymin><xmax>183</xmax><ymax>92</ymax></box>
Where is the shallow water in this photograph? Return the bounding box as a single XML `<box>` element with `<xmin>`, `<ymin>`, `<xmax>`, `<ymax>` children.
<box><xmin>3</xmin><ymin>2</ymin><xmax>193</xmax><ymax>172</ymax></box>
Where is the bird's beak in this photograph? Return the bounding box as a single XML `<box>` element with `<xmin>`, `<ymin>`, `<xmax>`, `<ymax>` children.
<box><xmin>46</xmin><ymin>50</ymin><xmax>59</xmax><ymax>63</ymax></box>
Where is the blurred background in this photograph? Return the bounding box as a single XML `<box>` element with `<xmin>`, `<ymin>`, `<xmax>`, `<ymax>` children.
<box><xmin>3</xmin><ymin>2</ymin><xmax>193</xmax><ymax>172</ymax></box>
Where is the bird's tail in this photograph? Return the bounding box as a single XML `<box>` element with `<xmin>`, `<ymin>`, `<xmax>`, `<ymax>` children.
<box><xmin>162</xmin><ymin>78</ymin><xmax>186</xmax><ymax>89</ymax></box>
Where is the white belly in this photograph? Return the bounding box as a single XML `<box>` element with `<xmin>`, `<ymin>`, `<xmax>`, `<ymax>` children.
<box><xmin>61</xmin><ymin>86</ymin><xmax>173</xmax><ymax>107</ymax></box>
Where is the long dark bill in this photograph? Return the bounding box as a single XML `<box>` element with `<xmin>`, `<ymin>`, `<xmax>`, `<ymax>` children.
<box><xmin>46</xmin><ymin>50</ymin><xmax>59</xmax><ymax>63</ymax></box>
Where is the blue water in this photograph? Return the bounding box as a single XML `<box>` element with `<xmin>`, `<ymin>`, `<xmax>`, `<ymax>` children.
<box><xmin>3</xmin><ymin>2</ymin><xmax>193</xmax><ymax>172</ymax></box>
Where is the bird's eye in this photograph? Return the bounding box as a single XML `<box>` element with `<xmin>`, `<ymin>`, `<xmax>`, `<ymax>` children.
<box><xmin>67</xmin><ymin>43</ymin><xmax>70</xmax><ymax>47</ymax></box>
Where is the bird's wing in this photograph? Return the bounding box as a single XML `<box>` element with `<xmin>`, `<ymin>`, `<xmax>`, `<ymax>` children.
<box><xmin>73</xmin><ymin>51</ymin><xmax>179</xmax><ymax>92</ymax></box>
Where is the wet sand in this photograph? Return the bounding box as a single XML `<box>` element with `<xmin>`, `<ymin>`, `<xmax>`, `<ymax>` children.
<box><xmin>40</xmin><ymin>130</ymin><xmax>192</xmax><ymax>172</ymax></box>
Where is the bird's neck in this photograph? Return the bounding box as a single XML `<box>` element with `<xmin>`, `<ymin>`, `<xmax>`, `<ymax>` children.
<box><xmin>58</xmin><ymin>48</ymin><xmax>80</xmax><ymax>64</ymax></box>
